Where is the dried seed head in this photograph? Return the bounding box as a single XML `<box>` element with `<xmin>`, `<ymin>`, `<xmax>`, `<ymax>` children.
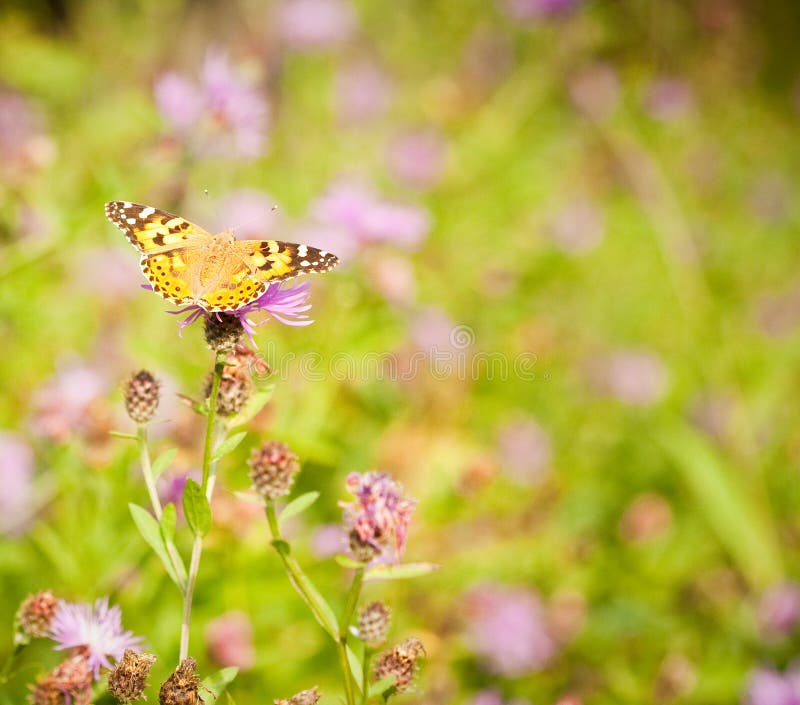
<box><xmin>373</xmin><ymin>638</ymin><xmax>425</xmax><ymax>693</ymax></box>
<box><xmin>124</xmin><ymin>370</ymin><xmax>161</xmax><ymax>424</ymax></box>
<box><xmin>358</xmin><ymin>601</ymin><xmax>391</xmax><ymax>648</ymax></box>
<box><xmin>108</xmin><ymin>650</ymin><xmax>156</xmax><ymax>703</ymax></box>
<box><xmin>248</xmin><ymin>441</ymin><xmax>300</xmax><ymax>500</ymax></box>
<box><xmin>349</xmin><ymin>530</ymin><xmax>380</xmax><ymax>563</ymax></box>
<box><xmin>30</xmin><ymin>655</ymin><xmax>92</xmax><ymax>705</ymax></box>
<box><xmin>205</xmin><ymin>368</ymin><xmax>253</xmax><ymax>417</ymax></box>
<box><xmin>204</xmin><ymin>314</ymin><xmax>244</xmax><ymax>352</ymax></box>
<box><xmin>159</xmin><ymin>658</ymin><xmax>202</xmax><ymax>705</ymax></box>
<box><xmin>16</xmin><ymin>590</ymin><xmax>58</xmax><ymax>642</ymax></box>
<box><xmin>274</xmin><ymin>686</ymin><xmax>321</xmax><ymax>705</ymax></box>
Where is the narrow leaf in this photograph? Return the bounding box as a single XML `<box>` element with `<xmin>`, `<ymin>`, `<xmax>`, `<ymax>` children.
<box><xmin>160</xmin><ymin>503</ymin><xmax>177</xmax><ymax>542</ymax></box>
<box><xmin>211</xmin><ymin>431</ymin><xmax>247</xmax><ymax>462</ymax></box>
<box><xmin>151</xmin><ymin>448</ymin><xmax>178</xmax><ymax>480</ymax></box>
<box><xmin>364</xmin><ymin>562</ymin><xmax>440</xmax><ymax>582</ymax></box>
<box><xmin>128</xmin><ymin>503</ymin><xmax>180</xmax><ymax>587</ymax></box>
<box><xmin>227</xmin><ymin>386</ymin><xmax>275</xmax><ymax>427</ymax></box>
<box><xmin>346</xmin><ymin>645</ymin><xmax>363</xmax><ymax>693</ymax></box>
<box><xmin>109</xmin><ymin>431</ymin><xmax>138</xmax><ymax>441</ymax></box>
<box><xmin>201</xmin><ymin>667</ymin><xmax>239</xmax><ymax>705</ymax></box>
<box><xmin>368</xmin><ymin>675</ymin><xmax>397</xmax><ymax>697</ymax></box>
<box><xmin>183</xmin><ymin>479</ymin><xmax>212</xmax><ymax>537</ymax></box>
<box><xmin>278</xmin><ymin>492</ymin><xmax>320</xmax><ymax>527</ymax></box>
<box><xmin>334</xmin><ymin>555</ymin><xmax>364</xmax><ymax>569</ymax></box>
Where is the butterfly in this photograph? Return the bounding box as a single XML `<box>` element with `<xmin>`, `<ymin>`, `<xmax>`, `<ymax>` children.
<box><xmin>105</xmin><ymin>201</ymin><xmax>338</xmax><ymax>312</ymax></box>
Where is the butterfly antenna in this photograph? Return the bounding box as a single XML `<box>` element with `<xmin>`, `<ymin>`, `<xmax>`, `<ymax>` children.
<box><xmin>230</xmin><ymin>207</ymin><xmax>279</xmax><ymax>239</ymax></box>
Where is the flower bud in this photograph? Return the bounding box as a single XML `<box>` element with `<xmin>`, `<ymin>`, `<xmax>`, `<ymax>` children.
<box><xmin>109</xmin><ymin>649</ymin><xmax>156</xmax><ymax>703</ymax></box>
<box><xmin>206</xmin><ymin>368</ymin><xmax>253</xmax><ymax>417</ymax></box>
<box><xmin>124</xmin><ymin>371</ymin><xmax>161</xmax><ymax>424</ymax></box>
<box><xmin>274</xmin><ymin>686</ymin><xmax>321</xmax><ymax>705</ymax></box>
<box><xmin>248</xmin><ymin>441</ymin><xmax>300</xmax><ymax>500</ymax></box>
<box><xmin>30</xmin><ymin>655</ymin><xmax>92</xmax><ymax>705</ymax></box>
<box><xmin>373</xmin><ymin>638</ymin><xmax>425</xmax><ymax>693</ymax></box>
<box><xmin>204</xmin><ymin>314</ymin><xmax>244</xmax><ymax>352</ymax></box>
<box><xmin>358</xmin><ymin>601</ymin><xmax>391</xmax><ymax>648</ymax></box>
<box><xmin>159</xmin><ymin>658</ymin><xmax>201</xmax><ymax>705</ymax></box>
<box><xmin>15</xmin><ymin>590</ymin><xmax>57</xmax><ymax>642</ymax></box>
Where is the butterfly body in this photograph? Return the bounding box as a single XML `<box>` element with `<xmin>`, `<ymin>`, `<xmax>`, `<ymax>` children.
<box><xmin>105</xmin><ymin>201</ymin><xmax>338</xmax><ymax>312</ymax></box>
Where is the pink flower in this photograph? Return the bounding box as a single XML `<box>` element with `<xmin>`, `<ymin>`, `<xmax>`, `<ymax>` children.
<box><xmin>569</xmin><ymin>63</ymin><xmax>621</xmax><ymax>121</ymax></box>
<box><xmin>591</xmin><ymin>349</ymin><xmax>669</xmax><ymax>406</ymax></box>
<box><xmin>335</xmin><ymin>61</ymin><xmax>393</xmax><ymax>124</ymax></box>
<box><xmin>758</xmin><ymin>583</ymin><xmax>800</xmax><ymax>638</ymax></box>
<box><xmin>548</xmin><ymin>199</ymin><xmax>605</xmax><ymax>255</ymax></box>
<box><xmin>497</xmin><ymin>419</ymin><xmax>552</xmax><ymax>486</ymax></box>
<box><xmin>276</xmin><ymin>0</ymin><xmax>357</xmax><ymax>51</ymax></box>
<box><xmin>744</xmin><ymin>665</ymin><xmax>800</xmax><ymax>705</ymax></box>
<box><xmin>0</xmin><ymin>432</ymin><xmax>35</xmax><ymax>535</ymax></box>
<box><xmin>50</xmin><ymin>598</ymin><xmax>143</xmax><ymax>679</ymax></box>
<box><xmin>463</xmin><ymin>584</ymin><xmax>556</xmax><ymax>677</ymax></box>
<box><xmin>340</xmin><ymin>471</ymin><xmax>416</xmax><ymax>559</ymax></box>
<box><xmin>205</xmin><ymin>611</ymin><xmax>255</xmax><ymax>670</ymax></box>
<box><xmin>0</xmin><ymin>89</ymin><xmax>55</xmax><ymax>184</ymax></box>
<box><xmin>386</xmin><ymin>129</ymin><xmax>447</xmax><ymax>191</ymax></box>
<box><xmin>310</xmin><ymin>523</ymin><xmax>348</xmax><ymax>559</ymax></box>
<box><xmin>503</xmin><ymin>0</ymin><xmax>582</xmax><ymax>20</ymax></box>
<box><xmin>643</xmin><ymin>77</ymin><xmax>694</xmax><ymax>121</ymax></box>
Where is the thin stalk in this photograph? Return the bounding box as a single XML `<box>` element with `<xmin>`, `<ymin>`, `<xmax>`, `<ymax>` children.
<box><xmin>338</xmin><ymin>566</ymin><xmax>365</xmax><ymax>705</ymax></box>
<box><xmin>179</xmin><ymin>535</ymin><xmax>203</xmax><ymax>662</ymax></box>
<box><xmin>137</xmin><ymin>425</ymin><xmax>162</xmax><ymax>519</ymax></box>
<box><xmin>201</xmin><ymin>354</ymin><xmax>226</xmax><ymax>493</ymax></box>
<box><xmin>0</xmin><ymin>644</ymin><xmax>23</xmax><ymax>685</ymax></box>
<box><xmin>360</xmin><ymin>646</ymin><xmax>372</xmax><ymax>705</ymax></box>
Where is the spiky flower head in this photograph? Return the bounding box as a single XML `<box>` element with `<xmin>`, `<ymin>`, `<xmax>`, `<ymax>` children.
<box><xmin>248</xmin><ymin>441</ymin><xmax>300</xmax><ymax>500</ymax></box>
<box><xmin>16</xmin><ymin>590</ymin><xmax>58</xmax><ymax>643</ymax></box>
<box><xmin>204</xmin><ymin>314</ymin><xmax>244</xmax><ymax>352</ymax></box>
<box><xmin>205</xmin><ymin>366</ymin><xmax>253</xmax><ymax>417</ymax></box>
<box><xmin>124</xmin><ymin>371</ymin><xmax>161</xmax><ymax>424</ymax></box>
<box><xmin>108</xmin><ymin>650</ymin><xmax>156</xmax><ymax>703</ymax></box>
<box><xmin>50</xmin><ymin>598</ymin><xmax>143</xmax><ymax>680</ymax></box>
<box><xmin>373</xmin><ymin>638</ymin><xmax>425</xmax><ymax>693</ymax></box>
<box><xmin>358</xmin><ymin>601</ymin><xmax>391</xmax><ymax>648</ymax></box>
<box><xmin>340</xmin><ymin>472</ymin><xmax>416</xmax><ymax>561</ymax></box>
<box><xmin>29</xmin><ymin>655</ymin><xmax>92</xmax><ymax>705</ymax></box>
<box><xmin>349</xmin><ymin>530</ymin><xmax>381</xmax><ymax>563</ymax></box>
<box><xmin>158</xmin><ymin>658</ymin><xmax>201</xmax><ymax>705</ymax></box>
<box><xmin>274</xmin><ymin>686</ymin><xmax>321</xmax><ymax>705</ymax></box>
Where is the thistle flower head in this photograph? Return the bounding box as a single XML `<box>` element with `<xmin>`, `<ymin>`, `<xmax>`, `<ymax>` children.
<box><xmin>358</xmin><ymin>601</ymin><xmax>391</xmax><ymax>648</ymax></box>
<box><xmin>16</xmin><ymin>590</ymin><xmax>58</xmax><ymax>643</ymax></box>
<box><xmin>340</xmin><ymin>471</ymin><xmax>416</xmax><ymax>560</ymax></box>
<box><xmin>158</xmin><ymin>658</ymin><xmax>201</xmax><ymax>705</ymax></box>
<box><xmin>274</xmin><ymin>686</ymin><xmax>321</xmax><ymax>705</ymax></box>
<box><xmin>108</xmin><ymin>650</ymin><xmax>156</xmax><ymax>703</ymax></box>
<box><xmin>248</xmin><ymin>441</ymin><xmax>300</xmax><ymax>500</ymax></box>
<box><xmin>50</xmin><ymin>598</ymin><xmax>143</xmax><ymax>680</ymax></box>
<box><xmin>29</xmin><ymin>655</ymin><xmax>92</xmax><ymax>705</ymax></box>
<box><xmin>373</xmin><ymin>638</ymin><xmax>425</xmax><ymax>693</ymax></box>
<box><xmin>205</xmin><ymin>366</ymin><xmax>253</xmax><ymax>417</ymax></box>
<box><xmin>204</xmin><ymin>314</ymin><xmax>244</xmax><ymax>352</ymax></box>
<box><xmin>124</xmin><ymin>370</ymin><xmax>161</xmax><ymax>424</ymax></box>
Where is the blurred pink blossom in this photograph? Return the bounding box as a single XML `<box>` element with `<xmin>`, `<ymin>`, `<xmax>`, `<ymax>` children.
<box><xmin>548</xmin><ymin>199</ymin><xmax>605</xmax><ymax>254</ymax></box>
<box><xmin>74</xmin><ymin>247</ymin><xmax>143</xmax><ymax>298</ymax></box>
<box><xmin>569</xmin><ymin>64</ymin><xmax>621</xmax><ymax>121</ymax></box>
<box><xmin>386</xmin><ymin>129</ymin><xmax>447</xmax><ymax>191</ymax></box>
<box><xmin>758</xmin><ymin>583</ymin><xmax>800</xmax><ymax>638</ymax></box>
<box><xmin>158</xmin><ymin>469</ymin><xmax>201</xmax><ymax>520</ymax></box>
<box><xmin>214</xmin><ymin>189</ymin><xmax>281</xmax><ymax>239</ymax></box>
<box><xmin>335</xmin><ymin>61</ymin><xmax>393</xmax><ymax>124</ymax></box>
<box><xmin>0</xmin><ymin>432</ymin><xmax>35</xmax><ymax>535</ymax></box>
<box><xmin>366</xmin><ymin>252</ymin><xmax>416</xmax><ymax>306</ymax></box>
<box><xmin>310</xmin><ymin>523</ymin><xmax>348</xmax><ymax>559</ymax></box>
<box><xmin>744</xmin><ymin>665</ymin><xmax>800</xmax><ymax>705</ymax></box>
<box><xmin>0</xmin><ymin>89</ymin><xmax>56</xmax><ymax>183</ymax></box>
<box><xmin>748</xmin><ymin>173</ymin><xmax>792</xmax><ymax>225</ymax></box>
<box><xmin>463</xmin><ymin>584</ymin><xmax>556</xmax><ymax>677</ymax></box>
<box><xmin>643</xmin><ymin>77</ymin><xmax>694</xmax><ymax>121</ymax></box>
<box><xmin>409</xmin><ymin>307</ymin><xmax>458</xmax><ymax>353</ymax></box>
<box><xmin>276</xmin><ymin>0</ymin><xmax>357</xmax><ymax>51</ymax></box>
<box><xmin>205</xmin><ymin>611</ymin><xmax>255</xmax><ymax>670</ymax></box>
<box><xmin>497</xmin><ymin>418</ymin><xmax>552</xmax><ymax>486</ymax></box>
<box><xmin>594</xmin><ymin>349</ymin><xmax>669</xmax><ymax>406</ymax></box>
<box><xmin>503</xmin><ymin>0</ymin><xmax>581</xmax><ymax>20</ymax></box>
<box><xmin>469</xmin><ymin>691</ymin><xmax>531</xmax><ymax>705</ymax></box>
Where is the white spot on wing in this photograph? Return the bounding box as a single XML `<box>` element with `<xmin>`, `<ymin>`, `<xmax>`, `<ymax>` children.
<box><xmin>298</xmin><ymin>245</ymin><xmax>308</xmax><ymax>257</ymax></box>
<box><xmin>140</xmin><ymin>207</ymin><xmax>155</xmax><ymax>217</ymax></box>
<box><xmin>301</xmin><ymin>260</ymin><xmax>310</xmax><ymax>267</ymax></box>
<box><xmin>127</xmin><ymin>217</ymin><xmax>137</xmax><ymax>225</ymax></box>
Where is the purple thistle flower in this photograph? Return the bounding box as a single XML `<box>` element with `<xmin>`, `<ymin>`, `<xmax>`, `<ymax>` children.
<box><xmin>170</xmin><ymin>281</ymin><xmax>314</xmax><ymax>342</ymax></box>
<box><xmin>50</xmin><ymin>598</ymin><xmax>143</xmax><ymax>680</ymax></box>
<box><xmin>340</xmin><ymin>471</ymin><xmax>416</xmax><ymax>559</ymax></box>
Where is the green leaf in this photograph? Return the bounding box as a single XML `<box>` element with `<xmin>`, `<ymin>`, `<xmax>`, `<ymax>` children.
<box><xmin>211</xmin><ymin>431</ymin><xmax>247</xmax><ymax>462</ymax></box>
<box><xmin>128</xmin><ymin>503</ymin><xmax>181</xmax><ymax>588</ymax></box>
<box><xmin>364</xmin><ymin>562</ymin><xmax>440</xmax><ymax>582</ymax></box>
<box><xmin>334</xmin><ymin>555</ymin><xmax>364</xmax><ymax>569</ymax></box>
<box><xmin>278</xmin><ymin>492</ymin><xmax>320</xmax><ymax>527</ymax></box>
<box><xmin>225</xmin><ymin>695</ymin><xmax>238</xmax><ymax>705</ymax></box>
<box><xmin>151</xmin><ymin>448</ymin><xmax>178</xmax><ymax>480</ymax></box>
<box><xmin>201</xmin><ymin>667</ymin><xmax>239</xmax><ymax>705</ymax></box>
<box><xmin>657</xmin><ymin>423</ymin><xmax>783</xmax><ymax>590</ymax></box>
<box><xmin>109</xmin><ymin>431</ymin><xmax>138</xmax><ymax>441</ymax></box>
<box><xmin>183</xmin><ymin>479</ymin><xmax>212</xmax><ymax>537</ymax></box>
<box><xmin>227</xmin><ymin>385</ymin><xmax>274</xmax><ymax>427</ymax></box>
<box><xmin>159</xmin><ymin>503</ymin><xmax>177</xmax><ymax>543</ymax></box>
<box><xmin>368</xmin><ymin>675</ymin><xmax>397</xmax><ymax>697</ymax></box>
<box><xmin>346</xmin><ymin>644</ymin><xmax>363</xmax><ymax>693</ymax></box>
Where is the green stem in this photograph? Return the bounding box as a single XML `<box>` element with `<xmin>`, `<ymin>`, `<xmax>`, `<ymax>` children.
<box><xmin>337</xmin><ymin>566</ymin><xmax>365</xmax><ymax>705</ymax></box>
<box><xmin>137</xmin><ymin>425</ymin><xmax>162</xmax><ymax>519</ymax></box>
<box><xmin>201</xmin><ymin>354</ymin><xmax>226</xmax><ymax>494</ymax></box>
<box><xmin>0</xmin><ymin>644</ymin><xmax>23</xmax><ymax>685</ymax></box>
<box><xmin>179</xmin><ymin>535</ymin><xmax>203</xmax><ymax>662</ymax></box>
<box><xmin>360</xmin><ymin>646</ymin><xmax>372</xmax><ymax>705</ymax></box>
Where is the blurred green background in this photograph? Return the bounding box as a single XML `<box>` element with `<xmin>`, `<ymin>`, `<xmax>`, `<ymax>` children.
<box><xmin>2</xmin><ymin>1</ymin><xmax>800</xmax><ymax>703</ymax></box>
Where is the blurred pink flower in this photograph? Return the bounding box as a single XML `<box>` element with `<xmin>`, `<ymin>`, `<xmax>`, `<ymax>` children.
<box><xmin>569</xmin><ymin>64</ymin><xmax>621</xmax><ymax>121</ymax></box>
<box><xmin>74</xmin><ymin>247</ymin><xmax>143</xmax><ymax>298</ymax></box>
<box><xmin>497</xmin><ymin>418</ymin><xmax>552</xmax><ymax>486</ymax></box>
<box><xmin>409</xmin><ymin>307</ymin><xmax>458</xmax><ymax>353</ymax></box>
<box><xmin>464</xmin><ymin>584</ymin><xmax>556</xmax><ymax>677</ymax></box>
<box><xmin>305</xmin><ymin>180</ymin><xmax>430</xmax><ymax>261</ymax></box>
<box><xmin>50</xmin><ymin>598</ymin><xmax>142</xmax><ymax>679</ymax></box>
<box><xmin>386</xmin><ymin>129</ymin><xmax>447</xmax><ymax>191</ymax></box>
<box><xmin>0</xmin><ymin>432</ymin><xmax>35</xmax><ymax>535</ymax></box>
<box><xmin>30</xmin><ymin>363</ymin><xmax>106</xmax><ymax>442</ymax></box>
<box><xmin>154</xmin><ymin>49</ymin><xmax>269</xmax><ymax>159</ymax></box>
<box><xmin>758</xmin><ymin>583</ymin><xmax>800</xmax><ymax>638</ymax></box>
<box><xmin>503</xmin><ymin>0</ymin><xmax>581</xmax><ymax>20</ymax></box>
<box><xmin>158</xmin><ymin>469</ymin><xmax>201</xmax><ymax>520</ymax></box>
<box><xmin>0</xmin><ymin>89</ymin><xmax>56</xmax><ymax>183</ymax></box>
<box><xmin>594</xmin><ymin>349</ymin><xmax>669</xmax><ymax>406</ymax></box>
<box><xmin>276</xmin><ymin>0</ymin><xmax>357</xmax><ymax>51</ymax></box>
<box><xmin>335</xmin><ymin>61</ymin><xmax>393</xmax><ymax>124</ymax></box>
<box><xmin>310</xmin><ymin>523</ymin><xmax>348</xmax><ymax>559</ymax></box>
<box><xmin>470</xmin><ymin>691</ymin><xmax>532</xmax><ymax>705</ymax></box>
<box><xmin>548</xmin><ymin>199</ymin><xmax>605</xmax><ymax>254</ymax></box>
<box><xmin>205</xmin><ymin>611</ymin><xmax>255</xmax><ymax>670</ymax></box>
<box><xmin>213</xmin><ymin>189</ymin><xmax>281</xmax><ymax>239</ymax></box>
<box><xmin>643</xmin><ymin>77</ymin><xmax>694</xmax><ymax>121</ymax></box>
<box><xmin>756</xmin><ymin>283</ymin><xmax>800</xmax><ymax>338</ymax></box>
<box><xmin>366</xmin><ymin>252</ymin><xmax>416</xmax><ymax>306</ymax></box>
<box><xmin>744</xmin><ymin>665</ymin><xmax>800</xmax><ymax>705</ymax></box>
<box><xmin>749</xmin><ymin>173</ymin><xmax>792</xmax><ymax>225</ymax></box>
